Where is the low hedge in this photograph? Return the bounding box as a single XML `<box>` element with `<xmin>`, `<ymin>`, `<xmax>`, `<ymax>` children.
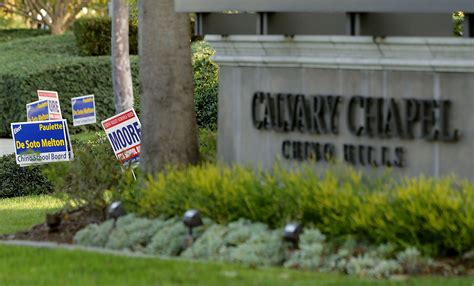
<box><xmin>76</xmin><ymin>214</ymin><xmax>442</xmax><ymax>278</ymax></box>
<box><xmin>73</xmin><ymin>17</ymin><xmax>138</xmax><ymax>56</ymax></box>
<box><xmin>0</xmin><ymin>33</ymin><xmax>218</xmax><ymax>136</ymax></box>
<box><xmin>72</xmin><ymin>16</ymin><xmax>197</xmax><ymax>57</ymax></box>
<box><xmin>0</xmin><ymin>56</ymin><xmax>140</xmax><ymax>136</ymax></box>
<box><xmin>131</xmin><ymin>164</ymin><xmax>474</xmax><ymax>257</ymax></box>
<box><xmin>0</xmin><ymin>154</ymin><xmax>52</xmax><ymax>198</ymax></box>
<box><xmin>0</xmin><ymin>29</ymin><xmax>49</xmax><ymax>43</ymax></box>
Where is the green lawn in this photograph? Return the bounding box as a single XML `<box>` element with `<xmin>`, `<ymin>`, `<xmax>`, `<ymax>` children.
<box><xmin>0</xmin><ymin>196</ymin><xmax>63</xmax><ymax>234</ymax></box>
<box><xmin>0</xmin><ymin>245</ymin><xmax>472</xmax><ymax>286</ymax></box>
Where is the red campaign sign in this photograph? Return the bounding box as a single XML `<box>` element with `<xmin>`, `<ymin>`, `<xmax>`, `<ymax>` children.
<box><xmin>37</xmin><ymin>90</ymin><xmax>59</xmax><ymax>99</ymax></box>
<box><xmin>37</xmin><ymin>90</ymin><xmax>62</xmax><ymax>120</ymax></box>
<box><xmin>101</xmin><ymin>109</ymin><xmax>141</xmax><ymax>166</ymax></box>
<box><xmin>102</xmin><ymin>110</ymin><xmax>135</xmax><ymax>129</ymax></box>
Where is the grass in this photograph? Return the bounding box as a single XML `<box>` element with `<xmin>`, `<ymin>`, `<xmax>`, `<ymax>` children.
<box><xmin>0</xmin><ymin>32</ymin><xmax>81</xmax><ymax>76</ymax></box>
<box><xmin>0</xmin><ymin>196</ymin><xmax>63</xmax><ymax>235</ymax></box>
<box><xmin>0</xmin><ymin>29</ymin><xmax>49</xmax><ymax>43</ymax></box>
<box><xmin>0</xmin><ymin>245</ymin><xmax>472</xmax><ymax>286</ymax></box>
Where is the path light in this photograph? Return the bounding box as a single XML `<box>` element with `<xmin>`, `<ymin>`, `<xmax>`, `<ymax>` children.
<box><xmin>46</xmin><ymin>213</ymin><xmax>61</xmax><ymax>232</ymax></box>
<box><xmin>107</xmin><ymin>201</ymin><xmax>126</xmax><ymax>221</ymax></box>
<box><xmin>283</xmin><ymin>222</ymin><xmax>302</xmax><ymax>249</ymax></box>
<box><xmin>183</xmin><ymin>209</ymin><xmax>203</xmax><ymax>236</ymax></box>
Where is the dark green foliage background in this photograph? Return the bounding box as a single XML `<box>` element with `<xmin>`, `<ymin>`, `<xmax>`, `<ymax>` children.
<box><xmin>0</xmin><ymin>29</ymin><xmax>49</xmax><ymax>43</ymax></box>
<box><xmin>0</xmin><ymin>154</ymin><xmax>52</xmax><ymax>198</ymax></box>
<box><xmin>192</xmin><ymin>42</ymin><xmax>219</xmax><ymax>130</ymax></box>
<box><xmin>0</xmin><ymin>57</ymin><xmax>140</xmax><ymax>136</ymax></box>
<box><xmin>73</xmin><ymin>17</ymin><xmax>138</xmax><ymax>56</ymax></box>
<box><xmin>0</xmin><ymin>32</ymin><xmax>218</xmax><ymax>137</ymax></box>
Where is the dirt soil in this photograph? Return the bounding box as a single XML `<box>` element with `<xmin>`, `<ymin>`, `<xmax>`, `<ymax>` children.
<box><xmin>0</xmin><ymin>207</ymin><xmax>105</xmax><ymax>244</ymax></box>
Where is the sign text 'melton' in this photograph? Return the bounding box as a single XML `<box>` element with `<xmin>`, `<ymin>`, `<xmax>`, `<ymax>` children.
<box><xmin>251</xmin><ymin>92</ymin><xmax>460</xmax><ymax>168</ymax></box>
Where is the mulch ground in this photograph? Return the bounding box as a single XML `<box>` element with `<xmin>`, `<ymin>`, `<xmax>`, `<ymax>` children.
<box><xmin>0</xmin><ymin>207</ymin><xmax>105</xmax><ymax>244</ymax></box>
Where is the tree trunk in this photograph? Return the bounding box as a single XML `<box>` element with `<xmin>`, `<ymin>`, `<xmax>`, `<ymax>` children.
<box><xmin>112</xmin><ymin>0</ymin><xmax>134</xmax><ymax>114</ymax></box>
<box><xmin>139</xmin><ymin>0</ymin><xmax>200</xmax><ymax>173</ymax></box>
<box><xmin>49</xmin><ymin>22</ymin><xmax>67</xmax><ymax>35</ymax></box>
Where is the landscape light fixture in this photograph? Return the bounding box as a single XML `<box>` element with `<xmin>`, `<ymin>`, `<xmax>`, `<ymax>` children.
<box><xmin>283</xmin><ymin>222</ymin><xmax>302</xmax><ymax>249</ymax></box>
<box><xmin>183</xmin><ymin>209</ymin><xmax>203</xmax><ymax>236</ymax></box>
<box><xmin>46</xmin><ymin>213</ymin><xmax>61</xmax><ymax>232</ymax></box>
<box><xmin>107</xmin><ymin>201</ymin><xmax>126</xmax><ymax>221</ymax></box>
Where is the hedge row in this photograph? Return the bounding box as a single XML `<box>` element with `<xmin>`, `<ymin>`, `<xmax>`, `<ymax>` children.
<box><xmin>72</xmin><ymin>17</ymin><xmax>197</xmax><ymax>57</ymax></box>
<box><xmin>0</xmin><ymin>154</ymin><xmax>52</xmax><ymax>198</ymax></box>
<box><xmin>73</xmin><ymin>17</ymin><xmax>138</xmax><ymax>56</ymax></box>
<box><xmin>75</xmin><ymin>215</ymin><xmax>439</xmax><ymax>278</ymax></box>
<box><xmin>0</xmin><ymin>33</ymin><xmax>218</xmax><ymax>137</ymax></box>
<box><xmin>0</xmin><ymin>57</ymin><xmax>140</xmax><ymax>137</ymax></box>
<box><xmin>0</xmin><ymin>29</ymin><xmax>49</xmax><ymax>43</ymax></box>
<box><xmin>129</xmin><ymin>164</ymin><xmax>474</xmax><ymax>257</ymax></box>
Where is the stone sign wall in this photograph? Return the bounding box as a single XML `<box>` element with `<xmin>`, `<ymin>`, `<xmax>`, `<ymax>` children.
<box><xmin>209</xmin><ymin>36</ymin><xmax>474</xmax><ymax>179</ymax></box>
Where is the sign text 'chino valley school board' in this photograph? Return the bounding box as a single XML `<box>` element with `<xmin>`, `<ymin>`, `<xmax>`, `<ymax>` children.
<box><xmin>102</xmin><ymin>109</ymin><xmax>141</xmax><ymax>166</ymax></box>
<box><xmin>11</xmin><ymin>120</ymin><xmax>73</xmax><ymax>166</ymax></box>
<box><xmin>71</xmin><ymin>95</ymin><xmax>97</xmax><ymax>126</ymax></box>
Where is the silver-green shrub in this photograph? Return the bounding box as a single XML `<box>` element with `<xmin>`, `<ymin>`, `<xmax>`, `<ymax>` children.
<box><xmin>396</xmin><ymin>247</ymin><xmax>432</xmax><ymax>275</ymax></box>
<box><xmin>227</xmin><ymin>230</ymin><xmax>285</xmax><ymax>267</ymax></box>
<box><xmin>105</xmin><ymin>214</ymin><xmax>166</xmax><ymax>252</ymax></box>
<box><xmin>146</xmin><ymin>218</ymin><xmax>188</xmax><ymax>257</ymax></box>
<box><xmin>182</xmin><ymin>224</ymin><xmax>228</xmax><ymax>260</ymax></box>
<box><xmin>74</xmin><ymin>220</ymin><xmax>114</xmax><ymax>247</ymax></box>
<box><xmin>73</xmin><ymin>216</ymin><xmax>435</xmax><ymax>279</ymax></box>
<box><xmin>183</xmin><ymin>219</ymin><xmax>270</xmax><ymax>262</ymax></box>
<box><xmin>224</xmin><ymin>219</ymin><xmax>268</xmax><ymax>246</ymax></box>
<box><xmin>284</xmin><ymin>229</ymin><xmax>326</xmax><ymax>270</ymax></box>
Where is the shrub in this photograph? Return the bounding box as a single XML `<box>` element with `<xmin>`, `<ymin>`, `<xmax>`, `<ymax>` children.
<box><xmin>0</xmin><ymin>33</ymin><xmax>218</xmax><ymax>137</ymax></box>
<box><xmin>0</xmin><ymin>29</ymin><xmax>49</xmax><ymax>43</ymax></box>
<box><xmin>131</xmin><ymin>164</ymin><xmax>474</xmax><ymax>257</ymax></box>
<box><xmin>146</xmin><ymin>218</ymin><xmax>189</xmax><ymax>256</ymax></box>
<box><xmin>183</xmin><ymin>218</ymin><xmax>272</xmax><ymax>264</ymax></box>
<box><xmin>0</xmin><ymin>33</ymin><xmax>140</xmax><ymax>137</ymax></box>
<box><xmin>74</xmin><ymin>215</ymin><xmax>441</xmax><ymax>277</ymax></box>
<box><xmin>0</xmin><ymin>57</ymin><xmax>140</xmax><ymax>137</ymax></box>
<box><xmin>72</xmin><ymin>17</ymin><xmax>138</xmax><ymax>56</ymax></box>
<box><xmin>0</xmin><ymin>154</ymin><xmax>52</xmax><ymax>198</ymax></box>
<box><xmin>74</xmin><ymin>220</ymin><xmax>114</xmax><ymax>248</ymax></box>
<box><xmin>42</xmin><ymin>132</ymin><xmax>136</xmax><ymax>210</ymax></box>
<box><xmin>105</xmin><ymin>214</ymin><xmax>166</xmax><ymax>252</ymax></box>
<box><xmin>198</xmin><ymin>129</ymin><xmax>217</xmax><ymax>162</ymax></box>
<box><xmin>192</xmin><ymin>42</ymin><xmax>219</xmax><ymax>130</ymax></box>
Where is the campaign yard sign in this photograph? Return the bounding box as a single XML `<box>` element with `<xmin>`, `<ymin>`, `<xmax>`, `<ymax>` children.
<box><xmin>26</xmin><ymin>100</ymin><xmax>50</xmax><ymax>122</ymax></box>
<box><xmin>71</xmin><ymin>95</ymin><xmax>96</xmax><ymax>126</ymax></box>
<box><xmin>102</xmin><ymin>109</ymin><xmax>141</xmax><ymax>166</ymax></box>
<box><xmin>11</xmin><ymin>120</ymin><xmax>73</xmax><ymax>166</ymax></box>
<box><xmin>37</xmin><ymin>90</ymin><xmax>62</xmax><ymax>120</ymax></box>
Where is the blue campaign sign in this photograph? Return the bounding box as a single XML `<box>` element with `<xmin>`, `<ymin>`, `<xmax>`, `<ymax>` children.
<box><xmin>11</xmin><ymin>120</ymin><xmax>73</xmax><ymax>166</ymax></box>
<box><xmin>71</xmin><ymin>95</ymin><xmax>96</xmax><ymax>126</ymax></box>
<box><xmin>26</xmin><ymin>100</ymin><xmax>50</xmax><ymax>122</ymax></box>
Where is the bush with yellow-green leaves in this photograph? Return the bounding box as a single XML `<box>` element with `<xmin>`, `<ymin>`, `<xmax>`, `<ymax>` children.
<box><xmin>128</xmin><ymin>164</ymin><xmax>474</xmax><ymax>257</ymax></box>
